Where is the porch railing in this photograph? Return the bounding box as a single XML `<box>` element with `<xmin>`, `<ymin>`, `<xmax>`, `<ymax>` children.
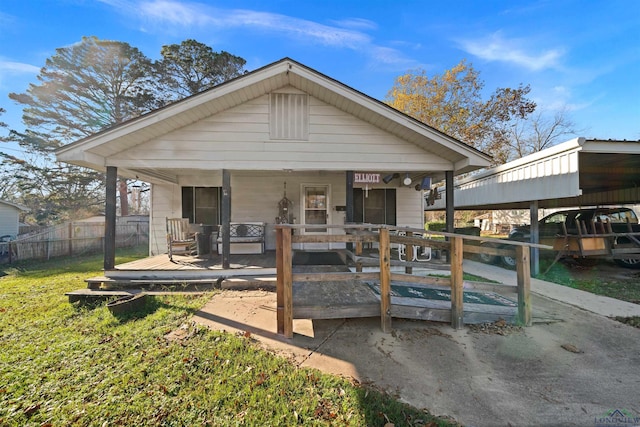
<box><xmin>275</xmin><ymin>224</ymin><xmax>550</xmax><ymax>338</ymax></box>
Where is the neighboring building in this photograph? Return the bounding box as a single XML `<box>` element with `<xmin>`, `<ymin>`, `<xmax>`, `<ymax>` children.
<box><xmin>0</xmin><ymin>199</ymin><xmax>29</xmax><ymax>239</ymax></box>
<box><xmin>55</xmin><ymin>58</ymin><xmax>491</xmax><ymax>257</ymax></box>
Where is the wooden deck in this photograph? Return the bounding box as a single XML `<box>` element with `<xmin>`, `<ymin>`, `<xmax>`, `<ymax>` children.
<box><xmin>72</xmin><ymin>234</ymin><xmax>524</xmax><ymax>334</ymax></box>
<box><xmin>103</xmin><ymin>252</ymin><xmax>278</xmax><ymax>281</ymax></box>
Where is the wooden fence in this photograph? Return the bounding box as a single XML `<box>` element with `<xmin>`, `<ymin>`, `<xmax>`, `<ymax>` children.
<box><xmin>0</xmin><ymin>221</ymin><xmax>149</xmax><ymax>264</ymax></box>
<box><xmin>275</xmin><ymin>224</ymin><xmax>549</xmax><ymax>338</ymax></box>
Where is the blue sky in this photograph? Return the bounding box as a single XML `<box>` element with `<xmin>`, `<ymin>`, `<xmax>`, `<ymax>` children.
<box><xmin>1</xmin><ymin>0</ymin><xmax>639</xmax><ymax>157</ymax></box>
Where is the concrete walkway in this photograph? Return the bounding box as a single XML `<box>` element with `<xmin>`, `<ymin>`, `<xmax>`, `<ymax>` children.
<box><xmin>463</xmin><ymin>259</ymin><xmax>640</xmax><ymax>318</ymax></box>
<box><xmin>192</xmin><ymin>261</ymin><xmax>640</xmax><ymax>427</ymax></box>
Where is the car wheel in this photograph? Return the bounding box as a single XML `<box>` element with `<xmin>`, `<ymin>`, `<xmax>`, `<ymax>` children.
<box><xmin>501</xmin><ymin>250</ymin><xmax>517</xmax><ymax>269</ymax></box>
<box><xmin>614</xmin><ymin>258</ymin><xmax>640</xmax><ymax>269</ymax></box>
<box><xmin>478</xmin><ymin>242</ymin><xmax>499</xmax><ymax>264</ymax></box>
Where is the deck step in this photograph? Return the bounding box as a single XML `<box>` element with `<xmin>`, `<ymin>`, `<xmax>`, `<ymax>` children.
<box><xmin>84</xmin><ymin>275</ymin><xmax>277</xmax><ymax>291</ymax></box>
<box><xmin>66</xmin><ymin>288</ymin><xmax>209</xmax><ymax>303</ymax></box>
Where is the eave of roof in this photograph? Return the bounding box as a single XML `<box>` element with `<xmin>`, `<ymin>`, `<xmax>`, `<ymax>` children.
<box><xmin>0</xmin><ymin>199</ymin><xmax>29</xmax><ymax>211</ymax></box>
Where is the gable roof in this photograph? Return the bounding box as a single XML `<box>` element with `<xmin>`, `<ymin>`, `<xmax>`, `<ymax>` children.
<box><xmin>56</xmin><ymin>57</ymin><xmax>491</xmax><ymax>183</ymax></box>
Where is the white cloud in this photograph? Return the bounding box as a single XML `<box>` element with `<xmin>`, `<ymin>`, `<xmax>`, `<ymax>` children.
<box><xmin>330</xmin><ymin>18</ymin><xmax>378</xmax><ymax>31</ymax></box>
<box><xmin>0</xmin><ymin>60</ymin><xmax>40</xmax><ymax>74</ymax></box>
<box><xmin>458</xmin><ymin>32</ymin><xmax>564</xmax><ymax>71</ymax></box>
<box><xmin>103</xmin><ymin>0</ymin><xmax>415</xmax><ymax>68</ymax></box>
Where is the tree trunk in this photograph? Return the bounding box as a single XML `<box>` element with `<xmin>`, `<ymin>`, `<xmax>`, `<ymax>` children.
<box><xmin>119</xmin><ymin>178</ymin><xmax>129</xmax><ymax>217</ymax></box>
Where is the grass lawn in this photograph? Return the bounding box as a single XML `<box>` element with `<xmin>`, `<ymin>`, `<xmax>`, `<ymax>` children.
<box><xmin>536</xmin><ymin>258</ymin><xmax>640</xmax><ymax>328</ymax></box>
<box><xmin>0</xmin><ymin>248</ymin><xmax>457</xmax><ymax>426</ymax></box>
<box><xmin>536</xmin><ymin>259</ymin><xmax>640</xmax><ymax>304</ymax></box>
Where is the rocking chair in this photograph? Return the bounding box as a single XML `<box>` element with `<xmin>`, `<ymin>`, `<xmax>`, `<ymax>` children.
<box><xmin>166</xmin><ymin>218</ymin><xmax>196</xmax><ymax>260</ymax></box>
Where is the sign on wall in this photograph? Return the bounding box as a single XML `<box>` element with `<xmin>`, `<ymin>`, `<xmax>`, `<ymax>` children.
<box><xmin>354</xmin><ymin>172</ymin><xmax>380</xmax><ymax>184</ymax></box>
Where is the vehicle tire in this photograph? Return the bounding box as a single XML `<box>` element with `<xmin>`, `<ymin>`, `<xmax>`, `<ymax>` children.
<box><xmin>613</xmin><ymin>236</ymin><xmax>640</xmax><ymax>269</ymax></box>
<box><xmin>614</xmin><ymin>258</ymin><xmax>640</xmax><ymax>269</ymax></box>
<box><xmin>501</xmin><ymin>253</ymin><xmax>517</xmax><ymax>269</ymax></box>
<box><xmin>478</xmin><ymin>242</ymin><xmax>499</xmax><ymax>264</ymax></box>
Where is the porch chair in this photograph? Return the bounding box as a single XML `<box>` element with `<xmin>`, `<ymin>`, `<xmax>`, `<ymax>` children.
<box><xmin>166</xmin><ymin>218</ymin><xmax>196</xmax><ymax>260</ymax></box>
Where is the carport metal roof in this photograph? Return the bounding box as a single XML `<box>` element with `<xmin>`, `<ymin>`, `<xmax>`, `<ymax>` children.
<box><xmin>427</xmin><ymin>138</ymin><xmax>640</xmax><ymax>210</ymax></box>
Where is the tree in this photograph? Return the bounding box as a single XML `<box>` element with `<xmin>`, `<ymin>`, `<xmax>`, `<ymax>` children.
<box><xmin>507</xmin><ymin>106</ymin><xmax>580</xmax><ymax>159</ymax></box>
<box><xmin>6</xmin><ymin>37</ymin><xmax>247</xmax><ymax>223</ymax></box>
<box><xmin>156</xmin><ymin>39</ymin><xmax>246</xmax><ymax>102</ymax></box>
<box><xmin>7</xmin><ymin>36</ymin><xmax>158</xmax><ymax>222</ymax></box>
<box><xmin>0</xmin><ymin>107</ymin><xmax>18</xmax><ymax>200</ymax></box>
<box><xmin>386</xmin><ymin>60</ymin><xmax>536</xmax><ymax>164</ymax></box>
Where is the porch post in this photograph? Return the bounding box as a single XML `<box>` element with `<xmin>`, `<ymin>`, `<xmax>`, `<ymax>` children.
<box><xmin>221</xmin><ymin>169</ymin><xmax>231</xmax><ymax>269</ymax></box>
<box><xmin>345</xmin><ymin>171</ymin><xmax>354</xmax><ymax>223</ymax></box>
<box><xmin>346</xmin><ymin>171</ymin><xmax>354</xmax><ymax>251</ymax></box>
<box><xmin>104</xmin><ymin>166</ymin><xmax>117</xmax><ymax>270</ymax></box>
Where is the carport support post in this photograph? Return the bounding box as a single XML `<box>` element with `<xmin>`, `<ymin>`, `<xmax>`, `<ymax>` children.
<box><xmin>450</xmin><ymin>236</ymin><xmax>464</xmax><ymax>329</ymax></box>
<box><xmin>104</xmin><ymin>166</ymin><xmax>117</xmax><ymax>271</ymax></box>
<box><xmin>516</xmin><ymin>245</ymin><xmax>532</xmax><ymax>326</ymax></box>
<box><xmin>221</xmin><ymin>169</ymin><xmax>231</xmax><ymax>269</ymax></box>
<box><xmin>378</xmin><ymin>227</ymin><xmax>392</xmax><ymax>333</ymax></box>
<box><xmin>445</xmin><ymin>171</ymin><xmax>454</xmax><ymax>263</ymax></box>
<box><xmin>530</xmin><ymin>200</ymin><xmax>539</xmax><ymax>275</ymax></box>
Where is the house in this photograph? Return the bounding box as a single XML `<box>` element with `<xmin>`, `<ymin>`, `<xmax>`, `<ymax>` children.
<box><xmin>0</xmin><ymin>199</ymin><xmax>29</xmax><ymax>239</ymax></box>
<box><xmin>55</xmin><ymin>58</ymin><xmax>491</xmax><ymax>269</ymax></box>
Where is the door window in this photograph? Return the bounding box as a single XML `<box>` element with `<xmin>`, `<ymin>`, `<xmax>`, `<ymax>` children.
<box><xmin>304</xmin><ymin>186</ymin><xmax>328</xmax><ymax>233</ymax></box>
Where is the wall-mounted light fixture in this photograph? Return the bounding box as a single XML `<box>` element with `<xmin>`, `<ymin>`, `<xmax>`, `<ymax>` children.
<box><xmin>383</xmin><ymin>173</ymin><xmax>399</xmax><ymax>184</ymax></box>
<box><xmin>403</xmin><ymin>173</ymin><xmax>412</xmax><ymax>186</ymax></box>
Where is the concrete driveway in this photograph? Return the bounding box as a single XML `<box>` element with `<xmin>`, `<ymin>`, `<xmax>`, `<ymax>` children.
<box><xmin>192</xmin><ymin>260</ymin><xmax>640</xmax><ymax>427</ymax></box>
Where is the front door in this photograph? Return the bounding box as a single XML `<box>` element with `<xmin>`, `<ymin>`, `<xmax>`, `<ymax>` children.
<box><xmin>301</xmin><ymin>184</ymin><xmax>330</xmax><ymax>250</ymax></box>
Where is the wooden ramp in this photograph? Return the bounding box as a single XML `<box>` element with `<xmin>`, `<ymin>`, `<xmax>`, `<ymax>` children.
<box><xmin>367</xmin><ymin>281</ymin><xmax>518</xmax><ymax>324</ymax></box>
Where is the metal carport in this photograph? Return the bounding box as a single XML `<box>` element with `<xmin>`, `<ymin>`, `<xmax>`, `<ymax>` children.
<box><xmin>426</xmin><ymin>137</ymin><xmax>640</xmax><ymax>273</ymax></box>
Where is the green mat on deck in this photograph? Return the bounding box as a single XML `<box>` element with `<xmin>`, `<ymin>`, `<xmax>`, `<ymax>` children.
<box><xmin>367</xmin><ymin>282</ymin><xmax>517</xmax><ymax>307</ymax></box>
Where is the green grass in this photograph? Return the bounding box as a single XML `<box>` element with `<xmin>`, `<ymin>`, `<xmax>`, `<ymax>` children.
<box><xmin>0</xmin><ymin>248</ymin><xmax>457</xmax><ymax>426</ymax></box>
<box><xmin>536</xmin><ymin>259</ymin><xmax>640</xmax><ymax>329</ymax></box>
<box><xmin>536</xmin><ymin>260</ymin><xmax>640</xmax><ymax>305</ymax></box>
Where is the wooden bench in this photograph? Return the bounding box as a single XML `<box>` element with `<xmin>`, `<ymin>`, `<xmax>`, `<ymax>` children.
<box><xmin>217</xmin><ymin>222</ymin><xmax>266</xmax><ymax>254</ymax></box>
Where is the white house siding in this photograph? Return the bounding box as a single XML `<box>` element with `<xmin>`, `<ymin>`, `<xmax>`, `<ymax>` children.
<box><xmin>149</xmin><ymin>183</ymin><xmax>182</xmax><ymax>255</ymax></box>
<box><xmin>109</xmin><ymin>90</ymin><xmax>452</xmax><ymax>173</ymax></box>
<box><xmin>395</xmin><ymin>187</ymin><xmax>424</xmax><ymax>229</ymax></box>
<box><xmin>0</xmin><ymin>203</ymin><xmax>20</xmax><ymax>238</ymax></box>
<box><xmin>138</xmin><ymin>86</ymin><xmax>448</xmax><ymax>255</ymax></box>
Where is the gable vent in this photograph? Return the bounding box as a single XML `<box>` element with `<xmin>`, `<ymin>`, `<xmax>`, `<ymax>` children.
<box><xmin>270</xmin><ymin>93</ymin><xmax>309</xmax><ymax>140</ymax></box>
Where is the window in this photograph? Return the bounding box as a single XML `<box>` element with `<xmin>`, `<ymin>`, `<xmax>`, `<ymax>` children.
<box><xmin>270</xmin><ymin>93</ymin><xmax>309</xmax><ymax>140</ymax></box>
<box><xmin>353</xmin><ymin>189</ymin><xmax>396</xmax><ymax>225</ymax></box>
<box><xmin>181</xmin><ymin>187</ymin><xmax>220</xmax><ymax>225</ymax></box>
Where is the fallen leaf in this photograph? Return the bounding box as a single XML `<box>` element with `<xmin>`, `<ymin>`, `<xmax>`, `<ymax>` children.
<box><xmin>24</xmin><ymin>403</ymin><xmax>40</xmax><ymax>416</ymax></box>
<box><xmin>561</xmin><ymin>343</ymin><xmax>583</xmax><ymax>353</ymax></box>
